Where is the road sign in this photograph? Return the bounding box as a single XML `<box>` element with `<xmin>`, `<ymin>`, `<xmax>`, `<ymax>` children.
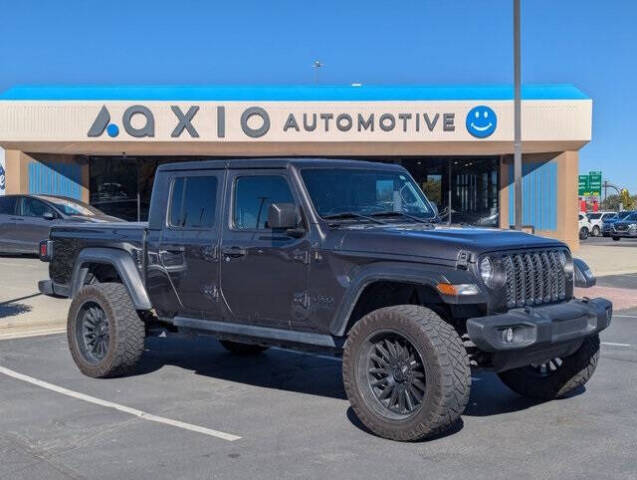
<box><xmin>589</xmin><ymin>171</ymin><xmax>602</xmax><ymax>196</ymax></box>
<box><xmin>578</xmin><ymin>175</ymin><xmax>590</xmax><ymax>196</ymax></box>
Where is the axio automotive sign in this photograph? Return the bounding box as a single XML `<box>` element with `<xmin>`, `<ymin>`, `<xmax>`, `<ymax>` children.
<box><xmin>86</xmin><ymin>103</ymin><xmax>498</xmax><ymax>140</ymax></box>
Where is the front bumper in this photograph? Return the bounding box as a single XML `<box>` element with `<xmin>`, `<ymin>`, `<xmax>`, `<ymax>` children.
<box><xmin>467</xmin><ymin>298</ymin><xmax>612</xmax><ymax>371</ymax></box>
<box><xmin>611</xmin><ymin>228</ymin><xmax>637</xmax><ymax>237</ymax></box>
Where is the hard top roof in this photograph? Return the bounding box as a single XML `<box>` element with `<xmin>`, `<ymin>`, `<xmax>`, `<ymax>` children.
<box><xmin>156</xmin><ymin>157</ymin><xmax>406</xmax><ymax>172</ymax></box>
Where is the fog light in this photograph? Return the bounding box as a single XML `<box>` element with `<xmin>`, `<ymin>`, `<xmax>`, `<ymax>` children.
<box><xmin>501</xmin><ymin>327</ymin><xmax>514</xmax><ymax>343</ymax></box>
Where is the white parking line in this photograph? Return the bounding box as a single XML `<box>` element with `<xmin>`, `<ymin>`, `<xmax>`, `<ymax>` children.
<box><xmin>0</xmin><ymin>327</ymin><xmax>65</xmax><ymax>341</ymax></box>
<box><xmin>601</xmin><ymin>342</ymin><xmax>632</xmax><ymax>348</ymax></box>
<box><xmin>0</xmin><ymin>365</ymin><xmax>241</xmax><ymax>442</ymax></box>
<box><xmin>612</xmin><ymin>314</ymin><xmax>637</xmax><ymax>319</ymax></box>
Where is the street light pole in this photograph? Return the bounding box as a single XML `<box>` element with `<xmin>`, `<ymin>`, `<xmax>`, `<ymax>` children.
<box><xmin>513</xmin><ymin>0</ymin><xmax>523</xmax><ymax>229</ymax></box>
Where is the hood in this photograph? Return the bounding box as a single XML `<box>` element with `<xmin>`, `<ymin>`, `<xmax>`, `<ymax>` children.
<box><xmin>332</xmin><ymin>223</ymin><xmax>567</xmax><ymax>262</ymax></box>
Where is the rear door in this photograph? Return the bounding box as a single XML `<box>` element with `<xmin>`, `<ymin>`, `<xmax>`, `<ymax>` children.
<box><xmin>0</xmin><ymin>196</ymin><xmax>19</xmax><ymax>252</ymax></box>
<box><xmin>148</xmin><ymin>169</ymin><xmax>225</xmax><ymax>319</ymax></box>
<box><xmin>15</xmin><ymin>197</ymin><xmax>59</xmax><ymax>252</ymax></box>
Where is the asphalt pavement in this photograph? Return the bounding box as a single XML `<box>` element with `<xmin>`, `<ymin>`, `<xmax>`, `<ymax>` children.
<box><xmin>0</xmin><ymin>255</ymin><xmax>636</xmax><ymax>479</ymax></box>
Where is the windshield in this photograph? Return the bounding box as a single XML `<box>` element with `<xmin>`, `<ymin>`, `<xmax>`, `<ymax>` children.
<box><xmin>37</xmin><ymin>196</ymin><xmax>101</xmax><ymax>217</ymax></box>
<box><xmin>587</xmin><ymin>213</ymin><xmax>601</xmax><ymax>219</ymax></box>
<box><xmin>301</xmin><ymin>168</ymin><xmax>435</xmax><ymax>221</ymax></box>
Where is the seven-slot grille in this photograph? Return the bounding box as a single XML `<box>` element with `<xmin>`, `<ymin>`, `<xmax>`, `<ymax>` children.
<box><xmin>498</xmin><ymin>249</ymin><xmax>567</xmax><ymax>308</ymax></box>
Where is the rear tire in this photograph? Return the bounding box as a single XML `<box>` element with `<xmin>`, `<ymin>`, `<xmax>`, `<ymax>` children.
<box><xmin>497</xmin><ymin>335</ymin><xmax>600</xmax><ymax>400</ymax></box>
<box><xmin>67</xmin><ymin>283</ymin><xmax>145</xmax><ymax>378</ymax></box>
<box><xmin>219</xmin><ymin>340</ymin><xmax>268</xmax><ymax>355</ymax></box>
<box><xmin>342</xmin><ymin>305</ymin><xmax>470</xmax><ymax>441</ymax></box>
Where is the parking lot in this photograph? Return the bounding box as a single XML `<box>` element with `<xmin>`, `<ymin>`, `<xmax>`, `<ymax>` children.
<box><xmin>1</xmin><ymin>255</ymin><xmax>637</xmax><ymax>479</ymax></box>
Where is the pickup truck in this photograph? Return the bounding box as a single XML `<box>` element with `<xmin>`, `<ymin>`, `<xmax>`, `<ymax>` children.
<box><xmin>38</xmin><ymin>158</ymin><xmax>612</xmax><ymax>441</ymax></box>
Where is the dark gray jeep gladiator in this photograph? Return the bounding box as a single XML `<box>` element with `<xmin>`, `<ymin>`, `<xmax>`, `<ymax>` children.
<box><xmin>39</xmin><ymin>158</ymin><xmax>611</xmax><ymax>441</ymax></box>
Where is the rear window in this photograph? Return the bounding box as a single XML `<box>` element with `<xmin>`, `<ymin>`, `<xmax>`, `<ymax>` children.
<box><xmin>169</xmin><ymin>176</ymin><xmax>218</xmax><ymax>228</ymax></box>
<box><xmin>0</xmin><ymin>197</ymin><xmax>17</xmax><ymax>215</ymax></box>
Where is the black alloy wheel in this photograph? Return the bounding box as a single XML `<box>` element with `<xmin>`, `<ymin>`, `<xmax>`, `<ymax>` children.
<box><xmin>365</xmin><ymin>332</ymin><xmax>426</xmax><ymax>418</ymax></box>
<box><xmin>77</xmin><ymin>302</ymin><xmax>110</xmax><ymax>363</ymax></box>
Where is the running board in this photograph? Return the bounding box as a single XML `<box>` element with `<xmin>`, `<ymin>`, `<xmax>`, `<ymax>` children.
<box><xmin>172</xmin><ymin>317</ymin><xmax>337</xmax><ymax>348</ymax></box>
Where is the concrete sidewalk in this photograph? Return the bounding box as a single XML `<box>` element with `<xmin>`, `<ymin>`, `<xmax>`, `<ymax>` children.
<box><xmin>576</xmin><ymin>242</ymin><xmax>637</xmax><ymax>276</ymax></box>
<box><xmin>0</xmin><ymin>256</ymin><xmax>69</xmax><ymax>339</ymax></box>
<box><xmin>0</xmin><ymin>245</ymin><xmax>635</xmax><ymax>340</ymax></box>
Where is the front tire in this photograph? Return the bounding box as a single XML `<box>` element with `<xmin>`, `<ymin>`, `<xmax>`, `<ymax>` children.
<box><xmin>342</xmin><ymin>305</ymin><xmax>470</xmax><ymax>441</ymax></box>
<box><xmin>67</xmin><ymin>283</ymin><xmax>145</xmax><ymax>378</ymax></box>
<box><xmin>612</xmin><ymin>236</ymin><xmax>621</xmax><ymax>241</ymax></box>
<box><xmin>497</xmin><ymin>334</ymin><xmax>600</xmax><ymax>400</ymax></box>
<box><xmin>592</xmin><ymin>225</ymin><xmax>600</xmax><ymax>236</ymax></box>
<box><xmin>579</xmin><ymin>227</ymin><xmax>589</xmax><ymax>240</ymax></box>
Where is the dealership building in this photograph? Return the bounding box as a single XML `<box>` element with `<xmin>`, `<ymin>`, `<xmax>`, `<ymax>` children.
<box><xmin>0</xmin><ymin>84</ymin><xmax>591</xmax><ymax>249</ymax></box>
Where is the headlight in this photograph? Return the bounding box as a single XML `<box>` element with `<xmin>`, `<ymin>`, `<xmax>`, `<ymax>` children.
<box><xmin>558</xmin><ymin>251</ymin><xmax>574</xmax><ymax>276</ymax></box>
<box><xmin>480</xmin><ymin>257</ymin><xmax>495</xmax><ymax>286</ymax></box>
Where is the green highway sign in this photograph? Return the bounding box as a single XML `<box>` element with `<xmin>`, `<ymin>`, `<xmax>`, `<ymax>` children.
<box><xmin>578</xmin><ymin>171</ymin><xmax>602</xmax><ymax>197</ymax></box>
<box><xmin>578</xmin><ymin>175</ymin><xmax>590</xmax><ymax>196</ymax></box>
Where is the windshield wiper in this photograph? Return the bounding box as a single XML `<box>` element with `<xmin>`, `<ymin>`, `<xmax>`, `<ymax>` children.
<box><xmin>370</xmin><ymin>210</ymin><xmax>435</xmax><ymax>224</ymax></box>
<box><xmin>323</xmin><ymin>212</ymin><xmax>386</xmax><ymax>224</ymax></box>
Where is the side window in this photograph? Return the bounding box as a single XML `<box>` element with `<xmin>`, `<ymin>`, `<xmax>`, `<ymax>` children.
<box><xmin>0</xmin><ymin>197</ymin><xmax>17</xmax><ymax>215</ymax></box>
<box><xmin>169</xmin><ymin>176</ymin><xmax>218</xmax><ymax>228</ymax></box>
<box><xmin>233</xmin><ymin>175</ymin><xmax>294</xmax><ymax>230</ymax></box>
<box><xmin>21</xmin><ymin>198</ymin><xmax>54</xmax><ymax>218</ymax></box>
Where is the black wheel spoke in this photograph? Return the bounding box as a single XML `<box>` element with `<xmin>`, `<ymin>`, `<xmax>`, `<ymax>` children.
<box><xmin>366</xmin><ymin>332</ymin><xmax>426</xmax><ymax>418</ymax></box>
<box><xmin>77</xmin><ymin>302</ymin><xmax>110</xmax><ymax>364</ymax></box>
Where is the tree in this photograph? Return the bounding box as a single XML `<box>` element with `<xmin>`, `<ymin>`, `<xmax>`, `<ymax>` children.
<box><xmin>620</xmin><ymin>189</ymin><xmax>634</xmax><ymax>210</ymax></box>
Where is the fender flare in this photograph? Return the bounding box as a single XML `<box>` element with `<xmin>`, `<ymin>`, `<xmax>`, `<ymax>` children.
<box><xmin>328</xmin><ymin>261</ymin><xmax>485</xmax><ymax>337</ymax></box>
<box><xmin>70</xmin><ymin>247</ymin><xmax>152</xmax><ymax>310</ymax></box>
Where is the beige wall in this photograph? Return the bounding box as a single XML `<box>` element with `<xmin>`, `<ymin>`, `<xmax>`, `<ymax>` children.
<box><xmin>499</xmin><ymin>151</ymin><xmax>579</xmax><ymax>251</ymax></box>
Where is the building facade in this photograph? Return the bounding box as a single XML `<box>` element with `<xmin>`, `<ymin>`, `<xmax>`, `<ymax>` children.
<box><xmin>0</xmin><ymin>85</ymin><xmax>591</xmax><ymax>249</ymax></box>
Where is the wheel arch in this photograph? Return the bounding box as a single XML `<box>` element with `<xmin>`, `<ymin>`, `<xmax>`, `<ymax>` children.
<box><xmin>328</xmin><ymin>262</ymin><xmax>482</xmax><ymax>337</ymax></box>
<box><xmin>70</xmin><ymin>248</ymin><xmax>151</xmax><ymax>310</ymax></box>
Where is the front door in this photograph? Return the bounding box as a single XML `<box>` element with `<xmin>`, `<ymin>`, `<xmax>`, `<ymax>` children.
<box><xmin>219</xmin><ymin>170</ymin><xmax>310</xmax><ymax>329</ymax></box>
<box><xmin>16</xmin><ymin>197</ymin><xmax>59</xmax><ymax>252</ymax></box>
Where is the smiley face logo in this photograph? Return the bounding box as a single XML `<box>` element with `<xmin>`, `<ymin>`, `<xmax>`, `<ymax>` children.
<box><xmin>466</xmin><ymin>105</ymin><xmax>497</xmax><ymax>138</ymax></box>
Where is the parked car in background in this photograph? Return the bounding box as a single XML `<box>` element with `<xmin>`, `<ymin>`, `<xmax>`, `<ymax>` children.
<box><xmin>586</xmin><ymin>211</ymin><xmax>617</xmax><ymax>237</ymax></box>
<box><xmin>611</xmin><ymin>211</ymin><xmax>637</xmax><ymax>241</ymax></box>
<box><xmin>578</xmin><ymin>213</ymin><xmax>593</xmax><ymax>240</ymax></box>
<box><xmin>602</xmin><ymin>210</ymin><xmax>635</xmax><ymax>237</ymax></box>
<box><xmin>0</xmin><ymin>194</ymin><xmax>123</xmax><ymax>254</ymax></box>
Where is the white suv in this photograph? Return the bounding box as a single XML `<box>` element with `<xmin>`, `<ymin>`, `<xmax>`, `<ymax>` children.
<box><xmin>579</xmin><ymin>213</ymin><xmax>593</xmax><ymax>240</ymax></box>
<box><xmin>586</xmin><ymin>211</ymin><xmax>617</xmax><ymax>237</ymax></box>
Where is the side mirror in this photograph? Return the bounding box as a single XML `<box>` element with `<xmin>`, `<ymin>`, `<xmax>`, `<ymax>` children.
<box><xmin>43</xmin><ymin>212</ymin><xmax>56</xmax><ymax>220</ymax></box>
<box><xmin>267</xmin><ymin>203</ymin><xmax>302</xmax><ymax>235</ymax></box>
<box><xmin>573</xmin><ymin>258</ymin><xmax>596</xmax><ymax>288</ymax></box>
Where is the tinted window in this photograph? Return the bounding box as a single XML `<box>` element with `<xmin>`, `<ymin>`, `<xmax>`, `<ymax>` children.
<box><xmin>603</xmin><ymin>213</ymin><xmax>616</xmax><ymax>220</ymax></box>
<box><xmin>301</xmin><ymin>168</ymin><xmax>434</xmax><ymax>219</ymax></box>
<box><xmin>0</xmin><ymin>197</ymin><xmax>17</xmax><ymax>215</ymax></box>
<box><xmin>234</xmin><ymin>176</ymin><xmax>294</xmax><ymax>230</ymax></box>
<box><xmin>626</xmin><ymin>213</ymin><xmax>637</xmax><ymax>222</ymax></box>
<box><xmin>169</xmin><ymin>176</ymin><xmax>218</xmax><ymax>228</ymax></box>
<box><xmin>587</xmin><ymin>213</ymin><xmax>601</xmax><ymax>220</ymax></box>
<box><xmin>21</xmin><ymin>198</ymin><xmax>55</xmax><ymax>218</ymax></box>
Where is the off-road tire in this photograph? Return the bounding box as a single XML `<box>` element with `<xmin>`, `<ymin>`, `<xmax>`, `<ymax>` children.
<box><xmin>219</xmin><ymin>340</ymin><xmax>268</xmax><ymax>355</ymax></box>
<box><xmin>342</xmin><ymin>305</ymin><xmax>471</xmax><ymax>441</ymax></box>
<box><xmin>592</xmin><ymin>225</ymin><xmax>600</xmax><ymax>237</ymax></box>
<box><xmin>67</xmin><ymin>283</ymin><xmax>145</xmax><ymax>378</ymax></box>
<box><xmin>497</xmin><ymin>334</ymin><xmax>600</xmax><ymax>400</ymax></box>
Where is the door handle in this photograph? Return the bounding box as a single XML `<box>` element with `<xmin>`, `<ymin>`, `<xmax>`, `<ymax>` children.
<box><xmin>222</xmin><ymin>246</ymin><xmax>247</xmax><ymax>258</ymax></box>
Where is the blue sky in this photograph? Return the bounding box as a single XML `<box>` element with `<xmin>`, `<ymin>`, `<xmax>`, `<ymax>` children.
<box><xmin>0</xmin><ymin>0</ymin><xmax>635</xmax><ymax>191</ymax></box>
